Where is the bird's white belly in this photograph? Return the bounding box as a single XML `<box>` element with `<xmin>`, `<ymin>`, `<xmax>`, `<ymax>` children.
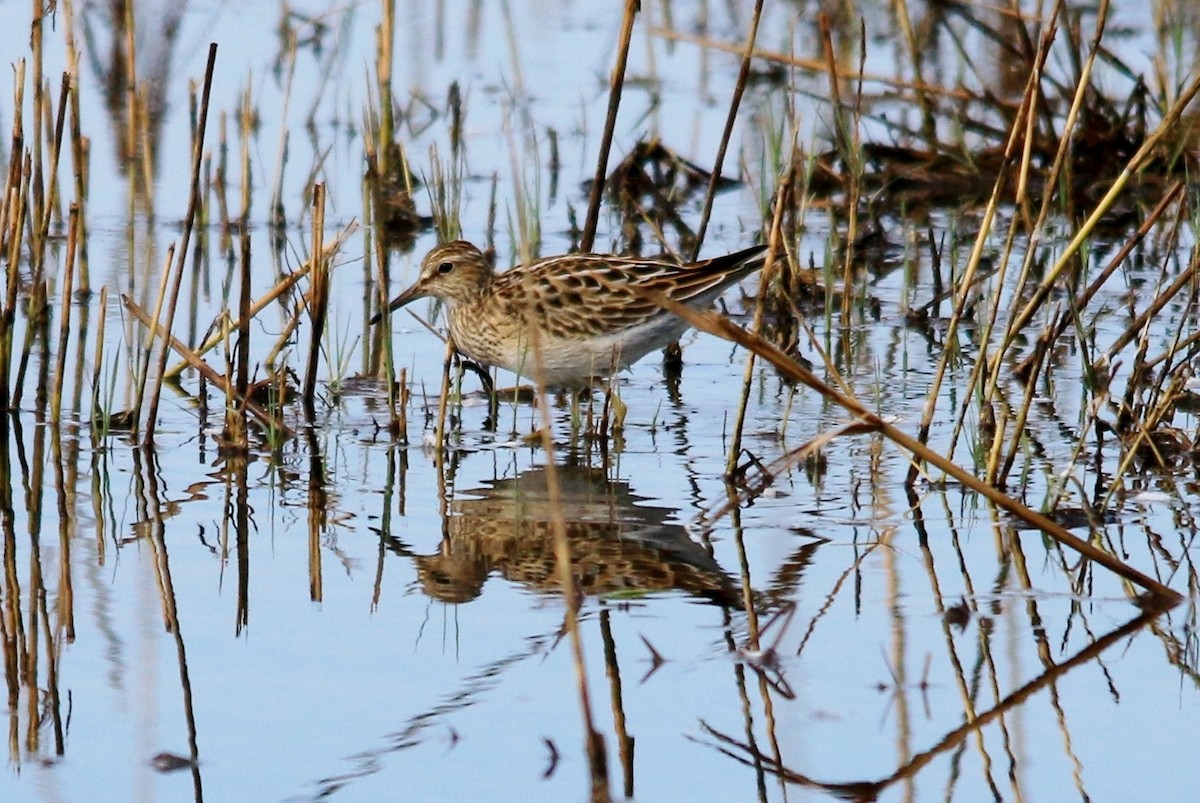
<box><xmin>454</xmin><ymin>314</ymin><xmax>689</xmax><ymax>385</ymax></box>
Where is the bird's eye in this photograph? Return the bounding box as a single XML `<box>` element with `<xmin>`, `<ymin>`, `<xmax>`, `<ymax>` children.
<box><xmin>437</xmin><ymin>261</ymin><xmax>454</xmax><ymax>274</ymax></box>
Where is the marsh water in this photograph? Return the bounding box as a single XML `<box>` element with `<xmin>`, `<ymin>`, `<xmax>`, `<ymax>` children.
<box><xmin>1</xmin><ymin>2</ymin><xmax>1199</xmax><ymax>802</ymax></box>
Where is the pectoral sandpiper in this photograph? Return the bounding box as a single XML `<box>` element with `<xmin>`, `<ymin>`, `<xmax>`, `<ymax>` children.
<box><xmin>375</xmin><ymin>240</ymin><xmax>768</xmax><ymax>386</ymax></box>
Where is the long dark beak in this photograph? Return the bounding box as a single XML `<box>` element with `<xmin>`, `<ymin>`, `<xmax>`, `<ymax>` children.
<box><xmin>369</xmin><ymin>280</ymin><xmax>427</xmax><ymax>324</ymax></box>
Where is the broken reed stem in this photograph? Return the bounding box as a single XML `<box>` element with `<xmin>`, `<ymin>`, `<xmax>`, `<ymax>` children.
<box><xmin>162</xmin><ymin>225</ymin><xmax>355</xmax><ymax>381</ymax></box>
<box><xmin>124</xmin><ymin>295</ymin><xmax>291</xmax><ymax>438</ymax></box>
<box><xmin>50</xmin><ymin>203</ymin><xmax>79</xmax><ymax>423</ymax></box>
<box><xmin>654</xmin><ymin>295</ymin><xmax>1184</xmax><ymax>608</ymax></box>
<box><xmin>691</xmin><ymin>0</ymin><xmax>762</xmax><ymax>262</ymax></box>
<box><xmin>144</xmin><ymin>43</ymin><xmax>218</xmax><ymax>443</ymax></box>
<box><xmin>303</xmin><ymin>184</ymin><xmax>328</xmax><ymax>412</ymax></box>
<box><xmin>580</xmin><ymin>0</ymin><xmax>638</xmax><ymax>252</ymax></box>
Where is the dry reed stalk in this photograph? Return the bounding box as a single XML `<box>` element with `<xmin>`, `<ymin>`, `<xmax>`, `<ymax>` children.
<box><xmin>937</xmin><ymin>0</ymin><xmax>1082</xmax><ymax>473</ymax></box>
<box><xmin>63</xmin><ymin>7</ymin><xmax>90</xmax><ymax>295</ymax></box>
<box><xmin>2</xmin><ymin>153</ymin><xmax>31</xmax><ymax>413</ymax></box>
<box><xmin>653</xmin><ymin>294</ymin><xmax>1184</xmax><ymax>607</ymax></box>
<box><xmin>368</xmin><ymin>182</ymin><xmax>403</xmax><ymax>431</ymax></box>
<box><xmin>580</xmin><ymin>0</ymin><xmax>638</xmax><ymax>252</ymax></box>
<box><xmin>143</xmin><ymin>44</ymin><xmax>218</xmax><ymax>443</ymax></box>
<box><xmin>50</xmin><ymin>203</ymin><xmax>80</xmax><ymax>423</ymax></box>
<box><xmin>29</xmin><ymin>4</ymin><xmax>45</xmax><ymax>238</ymax></box>
<box><xmin>302</xmin><ymin>184</ymin><xmax>328</xmax><ymax>411</ymax></box>
<box><xmin>690</xmin><ymin>0</ymin><xmax>762</xmax><ymax>261</ymax></box>
<box><xmin>123</xmin><ymin>295</ymin><xmax>292</xmax><ymax>439</ymax></box>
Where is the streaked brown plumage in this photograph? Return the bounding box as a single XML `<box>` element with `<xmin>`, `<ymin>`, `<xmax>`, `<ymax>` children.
<box><xmin>376</xmin><ymin>240</ymin><xmax>767</xmax><ymax>385</ymax></box>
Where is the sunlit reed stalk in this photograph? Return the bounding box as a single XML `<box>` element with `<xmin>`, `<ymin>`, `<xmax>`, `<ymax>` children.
<box><xmin>1012</xmin><ymin>183</ymin><xmax>1183</xmax><ymax>383</ymax></box>
<box><xmin>144</xmin><ymin>44</ymin><xmax>219</xmax><ymax>444</ymax></box>
<box><xmin>978</xmin><ymin>0</ymin><xmax>1099</xmax><ymax>485</ymax></box>
<box><xmin>580</xmin><ymin>0</ymin><xmax>638</xmax><ymax>252</ymax></box>
<box><xmin>817</xmin><ymin>14</ymin><xmax>865</xmax><ymax>329</ymax></box>
<box><xmin>50</xmin><ymin>203</ymin><xmax>80</xmax><ymax>423</ymax></box>
<box><xmin>997</xmin><ymin>196</ymin><xmax>1189</xmax><ymax>488</ymax></box>
<box><xmin>691</xmin><ymin>0</ymin><xmax>762</xmax><ymax>261</ymax></box>
<box><xmin>303</xmin><ymin>185</ymin><xmax>328</xmax><ymax>412</ymax></box>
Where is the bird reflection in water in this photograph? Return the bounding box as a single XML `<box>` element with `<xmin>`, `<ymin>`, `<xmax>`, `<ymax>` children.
<box><xmin>414</xmin><ymin>464</ymin><xmax>741</xmax><ymax>608</ymax></box>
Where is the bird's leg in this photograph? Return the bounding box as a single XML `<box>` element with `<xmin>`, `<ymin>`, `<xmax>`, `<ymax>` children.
<box><xmin>459</xmin><ymin>359</ymin><xmax>495</xmax><ymax>398</ymax></box>
<box><xmin>662</xmin><ymin>341</ymin><xmax>684</xmax><ymax>379</ymax></box>
<box><xmin>458</xmin><ymin>359</ymin><xmax>498</xmax><ymax>430</ymax></box>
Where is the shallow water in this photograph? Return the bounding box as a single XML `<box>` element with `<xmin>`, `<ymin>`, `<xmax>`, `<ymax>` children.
<box><xmin>1</xmin><ymin>2</ymin><xmax>1198</xmax><ymax>802</ymax></box>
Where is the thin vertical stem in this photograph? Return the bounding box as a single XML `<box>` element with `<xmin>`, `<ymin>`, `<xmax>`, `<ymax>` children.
<box><xmin>580</xmin><ymin>0</ymin><xmax>638</xmax><ymax>252</ymax></box>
